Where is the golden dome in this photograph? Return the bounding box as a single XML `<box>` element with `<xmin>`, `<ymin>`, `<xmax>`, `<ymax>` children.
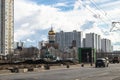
<box><xmin>48</xmin><ymin>27</ymin><xmax>55</xmax><ymax>35</ymax></box>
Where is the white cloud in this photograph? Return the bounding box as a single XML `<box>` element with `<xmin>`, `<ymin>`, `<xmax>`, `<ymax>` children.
<box><xmin>14</xmin><ymin>0</ymin><xmax>120</xmax><ymax>50</ymax></box>
<box><xmin>14</xmin><ymin>28</ymin><xmax>35</xmax><ymax>41</ymax></box>
<box><xmin>100</xmin><ymin>0</ymin><xmax>120</xmax><ymax>10</ymax></box>
<box><xmin>26</xmin><ymin>39</ymin><xmax>35</xmax><ymax>43</ymax></box>
<box><xmin>109</xmin><ymin>32</ymin><xmax>120</xmax><ymax>43</ymax></box>
<box><xmin>84</xmin><ymin>23</ymin><xmax>102</xmax><ymax>35</ymax></box>
<box><xmin>93</xmin><ymin>0</ymin><xmax>110</xmax><ymax>3</ymax></box>
<box><xmin>113</xmin><ymin>45</ymin><xmax>120</xmax><ymax>51</ymax></box>
<box><xmin>14</xmin><ymin>0</ymin><xmax>39</xmax><ymax>21</ymax></box>
<box><xmin>74</xmin><ymin>0</ymin><xmax>83</xmax><ymax>10</ymax></box>
<box><xmin>40</xmin><ymin>35</ymin><xmax>48</xmax><ymax>41</ymax></box>
<box><xmin>53</xmin><ymin>2</ymin><xmax>68</xmax><ymax>7</ymax></box>
<box><xmin>14</xmin><ymin>0</ymin><xmax>96</xmax><ymax>41</ymax></box>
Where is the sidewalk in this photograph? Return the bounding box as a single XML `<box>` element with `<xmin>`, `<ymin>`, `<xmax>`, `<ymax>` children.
<box><xmin>49</xmin><ymin>63</ymin><xmax>95</xmax><ymax>70</ymax></box>
<box><xmin>0</xmin><ymin>63</ymin><xmax>95</xmax><ymax>74</ymax></box>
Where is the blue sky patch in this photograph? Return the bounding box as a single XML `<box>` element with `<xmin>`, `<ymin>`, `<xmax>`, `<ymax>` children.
<box><xmin>81</xmin><ymin>21</ymin><xmax>95</xmax><ymax>30</ymax></box>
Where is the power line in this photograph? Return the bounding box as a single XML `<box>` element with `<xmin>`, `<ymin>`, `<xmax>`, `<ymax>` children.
<box><xmin>84</xmin><ymin>4</ymin><xmax>109</xmax><ymax>26</ymax></box>
<box><xmin>82</xmin><ymin>0</ymin><xmax>120</xmax><ymax>32</ymax></box>
<box><xmin>80</xmin><ymin>0</ymin><xmax>116</xmax><ymax>29</ymax></box>
<box><xmin>90</xmin><ymin>0</ymin><xmax>120</xmax><ymax>32</ymax></box>
<box><xmin>90</xmin><ymin>0</ymin><xmax>106</xmax><ymax>15</ymax></box>
<box><xmin>89</xmin><ymin>0</ymin><xmax>113</xmax><ymax>22</ymax></box>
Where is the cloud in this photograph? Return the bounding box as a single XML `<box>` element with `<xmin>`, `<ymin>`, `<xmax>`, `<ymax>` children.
<box><xmin>14</xmin><ymin>0</ymin><xmax>39</xmax><ymax>21</ymax></box>
<box><xmin>26</xmin><ymin>39</ymin><xmax>35</xmax><ymax>43</ymax></box>
<box><xmin>74</xmin><ymin>0</ymin><xmax>83</xmax><ymax>10</ymax></box>
<box><xmin>14</xmin><ymin>0</ymin><xmax>120</xmax><ymax>50</ymax></box>
<box><xmin>84</xmin><ymin>23</ymin><xmax>103</xmax><ymax>35</ymax></box>
<box><xmin>81</xmin><ymin>21</ymin><xmax>95</xmax><ymax>30</ymax></box>
<box><xmin>14</xmin><ymin>0</ymin><xmax>96</xmax><ymax>41</ymax></box>
<box><xmin>113</xmin><ymin>45</ymin><xmax>120</xmax><ymax>51</ymax></box>
<box><xmin>53</xmin><ymin>2</ymin><xmax>68</xmax><ymax>7</ymax></box>
<box><xmin>40</xmin><ymin>35</ymin><xmax>48</xmax><ymax>41</ymax></box>
<box><xmin>99</xmin><ymin>0</ymin><xmax>120</xmax><ymax>10</ymax></box>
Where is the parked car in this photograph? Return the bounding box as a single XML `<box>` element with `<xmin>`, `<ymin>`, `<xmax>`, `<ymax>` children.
<box><xmin>112</xmin><ymin>56</ymin><xmax>119</xmax><ymax>63</ymax></box>
<box><xmin>95</xmin><ymin>58</ymin><xmax>109</xmax><ymax>68</ymax></box>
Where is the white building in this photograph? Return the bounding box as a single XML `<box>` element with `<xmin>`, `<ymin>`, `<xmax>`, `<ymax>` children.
<box><xmin>55</xmin><ymin>30</ymin><xmax>83</xmax><ymax>51</ymax></box>
<box><xmin>85</xmin><ymin>33</ymin><xmax>101</xmax><ymax>52</ymax></box>
<box><xmin>101</xmin><ymin>39</ymin><xmax>112</xmax><ymax>52</ymax></box>
<box><xmin>0</xmin><ymin>0</ymin><xmax>14</xmax><ymax>55</ymax></box>
<box><xmin>38</xmin><ymin>41</ymin><xmax>48</xmax><ymax>49</ymax></box>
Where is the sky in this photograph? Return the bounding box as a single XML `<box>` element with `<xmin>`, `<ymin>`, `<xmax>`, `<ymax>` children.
<box><xmin>14</xmin><ymin>0</ymin><xmax>120</xmax><ymax>50</ymax></box>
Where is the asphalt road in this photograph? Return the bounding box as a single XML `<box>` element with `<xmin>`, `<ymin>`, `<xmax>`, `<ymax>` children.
<box><xmin>0</xmin><ymin>64</ymin><xmax>120</xmax><ymax>80</ymax></box>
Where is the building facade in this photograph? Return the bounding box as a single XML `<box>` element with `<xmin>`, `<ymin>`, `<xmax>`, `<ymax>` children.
<box><xmin>55</xmin><ymin>30</ymin><xmax>83</xmax><ymax>51</ymax></box>
<box><xmin>0</xmin><ymin>0</ymin><xmax>14</xmax><ymax>56</ymax></box>
<box><xmin>101</xmin><ymin>39</ymin><xmax>113</xmax><ymax>52</ymax></box>
<box><xmin>85</xmin><ymin>33</ymin><xmax>101</xmax><ymax>52</ymax></box>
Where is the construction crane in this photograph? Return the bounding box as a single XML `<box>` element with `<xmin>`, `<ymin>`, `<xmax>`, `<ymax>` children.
<box><xmin>110</xmin><ymin>22</ymin><xmax>120</xmax><ymax>32</ymax></box>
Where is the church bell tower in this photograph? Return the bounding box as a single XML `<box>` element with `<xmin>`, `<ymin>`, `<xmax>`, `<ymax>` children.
<box><xmin>48</xmin><ymin>27</ymin><xmax>55</xmax><ymax>43</ymax></box>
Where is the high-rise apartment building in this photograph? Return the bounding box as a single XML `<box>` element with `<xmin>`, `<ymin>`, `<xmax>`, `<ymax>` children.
<box><xmin>101</xmin><ymin>39</ymin><xmax>113</xmax><ymax>52</ymax></box>
<box><xmin>0</xmin><ymin>0</ymin><xmax>14</xmax><ymax>55</ymax></box>
<box><xmin>55</xmin><ymin>30</ymin><xmax>83</xmax><ymax>51</ymax></box>
<box><xmin>85</xmin><ymin>33</ymin><xmax>101</xmax><ymax>52</ymax></box>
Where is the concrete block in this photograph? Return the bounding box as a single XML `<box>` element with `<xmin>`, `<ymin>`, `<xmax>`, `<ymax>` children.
<box><xmin>33</xmin><ymin>68</ymin><xmax>41</xmax><ymax>72</ymax></box>
<box><xmin>19</xmin><ymin>68</ymin><xmax>28</xmax><ymax>73</ymax></box>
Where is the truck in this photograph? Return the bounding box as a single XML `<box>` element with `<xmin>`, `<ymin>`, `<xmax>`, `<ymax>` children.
<box><xmin>112</xmin><ymin>56</ymin><xmax>119</xmax><ymax>63</ymax></box>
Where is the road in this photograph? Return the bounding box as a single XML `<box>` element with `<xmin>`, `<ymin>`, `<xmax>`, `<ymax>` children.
<box><xmin>0</xmin><ymin>64</ymin><xmax>120</xmax><ymax>80</ymax></box>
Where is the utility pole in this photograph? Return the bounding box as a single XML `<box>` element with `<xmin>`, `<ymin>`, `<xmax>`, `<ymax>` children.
<box><xmin>110</xmin><ymin>22</ymin><xmax>120</xmax><ymax>32</ymax></box>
